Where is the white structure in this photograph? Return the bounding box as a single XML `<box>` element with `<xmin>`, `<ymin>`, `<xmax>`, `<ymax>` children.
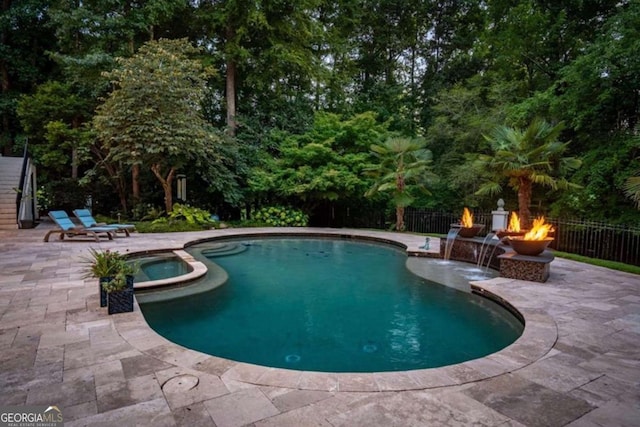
<box><xmin>491</xmin><ymin>198</ymin><xmax>509</xmax><ymax>231</ymax></box>
<box><xmin>176</xmin><ymin>174</ymin><xmax>187</xmax><ymax>202</ymax></box>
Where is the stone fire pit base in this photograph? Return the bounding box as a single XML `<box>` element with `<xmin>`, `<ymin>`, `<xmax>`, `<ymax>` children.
<box><xmin>439</xmin><ymin>237</ymin><xmax>554</xmax><ymax>283</ymax></box>
<box><xmin>498</xmin><ymin>250</ymin><xmax>554</xmax><ymax>282</ymax></box>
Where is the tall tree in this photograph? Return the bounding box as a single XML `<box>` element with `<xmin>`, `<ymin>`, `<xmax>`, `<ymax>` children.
<box><xmin>475</xmin><ymin>119</ymin><xmax>581</xmax><ymax>228</ymax></box>
<box><xmin>93</xmin><ymin>38</ymin><xmax>219</xmax><ymax>213</ymax></box>
<box><xmin>249</xmin><ymin>112</ymin><xmax>388</xmax><ymax>209</ymax></box>
<box><xmin>0</xmin><ymin>0</ymin><xmax>55</xmax><ymax>154</ymax></box>
<box><xmin>17</xmin><ymin>81</ymin><xmax>92</xmax><ymax>180</ymax></box>
<box><xmin>194</xmin><ymin>0</ymin><xmax>322</xmax><ymax>135</ymax></box>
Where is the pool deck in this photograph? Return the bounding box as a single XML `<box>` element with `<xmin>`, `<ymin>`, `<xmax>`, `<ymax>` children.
<box><xmin>1</xmin><ymin>225</ymin><xmax>639</xmax><ymax>426</ymax></box>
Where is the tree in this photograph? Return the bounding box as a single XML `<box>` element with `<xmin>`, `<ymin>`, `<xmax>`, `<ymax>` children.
<box><xmin>194</xmin><ymin>0</ymin><xmax>322</xmax><ymax>135</ymax></box>
<box><xmin>364</xmin><ymin>137</ymin><xmax>435</xmax><ymax>231</ymax></box>
<box><xmin>550</xmin><ymin>0</ymin><xmax>640</xmax><ymax>141</ymax></box>
<box><xmin>93</xmin><ymin>38</ymin><xmax>219</xmax><ymax>213</ymax></box>
<box><xmin>248</xmin><ymin>112</ymin><xmax>388</xmax><ymax>209</ymax></box>
<box><xmin>475</xmin><ymin>119</ymin><xmax>581</xmax><ymax>228</ymax></box>
<box><xmin>48</xmin><ymin>0</ymin><xmax>188</xmax><ymax>202</ymax></box>
<box><xmin>0</xmin><ymin>0</ymin><xmax>55</xmax><ymax>155</ymax></box>
<box><xmin>17</xmin><ymin>81</ymin><xmax>93</xmax><ymax>180</ymax></box>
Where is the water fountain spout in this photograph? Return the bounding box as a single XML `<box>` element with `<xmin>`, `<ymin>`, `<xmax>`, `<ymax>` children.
<box><xmin>443</xmin><ymin>228</ymin><xmax>461</xmax><ymax>261</ymax></box>
<box><xmin>484</xmin><ymin>237</ymin><xmax>506</xmax><ymax>271</ymax></box>
<box><xmin>477</xmin><ymin>232</ymin><xmax>497</xmax><ymax>267</ymax></box>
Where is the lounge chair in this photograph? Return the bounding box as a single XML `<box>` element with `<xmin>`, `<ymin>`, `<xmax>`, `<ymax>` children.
<box><xmin>44</xmin><ymin>211</ymin><xmax>115</xmax><ymax>242</ymax></box>
<box><xmin>73</xmin><ymin>209</ymin><xmax>135</xmax><ymax>237</ymax></box>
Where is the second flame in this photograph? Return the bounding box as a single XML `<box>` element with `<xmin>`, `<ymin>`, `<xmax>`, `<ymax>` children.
<box><xmin>508</xmin><ymin>212</ymin><xmax>521</xmax><ymax>232</ymax></box>
<box><xmin>524</xmin><ymin>217</ymin><xmax>554</xmax><ymax>240</ymax></box>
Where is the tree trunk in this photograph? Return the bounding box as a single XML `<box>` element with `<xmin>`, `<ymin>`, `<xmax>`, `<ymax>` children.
<box><xmin>71</xmin><ymin>148</ymin><xmax>78</xmax><ymax>178</ymax></box>
<box><xmin>396</xmin><ymin>172</ymin><xmax>405</xmax><ymax>231</ymax></box>
<box><xmin>90</xmin><ymin>144</ymin><xmax>127</xmax><ymax>213</ymax></box>
<box><xmin>518</xmin><ymin>178</ymin><xmax>532</xmax><ymax>230</ymax></box>
<box><xmin>225</xmin><ymin>59</ymin><xmax>237</xmax><ymax>136</ymax></box>
<box><xmin>151</xmin><ymin>164</ymin><xmax>175</xmax><ymax>213</ymax></box>
<box><xmin>225</xmin><ymin>26</ymin><xmax>237</xmax><ymax>136</ymax></box>
<box><xmin>71</xmin><ymin>116</ymin><xmax>80</xmax><ymax>178</ymax></box>
<box><xmin>396</xmin><ymin>205</ymin><xmax>405</xmax><ymax>231</ymax></box>
<box><xmin>132</xmin><ymin>164</ymin><xmax>140</xmax><ymax>204</ymax></box>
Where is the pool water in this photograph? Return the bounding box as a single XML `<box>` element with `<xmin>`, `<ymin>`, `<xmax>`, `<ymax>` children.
<box><xmin>132</xmin><ymin>255</ymin><xmax>191</xmax><ymax>282</ymax></box>
<box><xmin>139</xmin><ymin>238</ymin><xmax>523</xmax><ymax>372</ymax></box>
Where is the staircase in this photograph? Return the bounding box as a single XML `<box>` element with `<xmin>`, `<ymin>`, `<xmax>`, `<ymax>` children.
<box><xmin>0</xmin><ymin>156</ymin><xmax>23</xmax><ymax>229</ymax></box>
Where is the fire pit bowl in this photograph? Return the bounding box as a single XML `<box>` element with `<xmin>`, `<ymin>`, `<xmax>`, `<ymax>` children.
<box><xmin>451</xmin><ymin>223</ymin><xmax>485</xmax><ymax>238</ymax></box>
<box><xmin>496</xmin><ymin>229</ymin><xmax>527</xmax><ymax>244</ymax></box>
<box><xmin>508</xmin><ymin>237</ymin><xmax>554</xmax><ymax>256</ymax></box>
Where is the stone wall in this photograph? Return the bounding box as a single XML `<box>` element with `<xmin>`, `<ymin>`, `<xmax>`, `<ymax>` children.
<box><xmin>439</xmin><ymin>236</ymin><xmax>554</xmax><ymax>283</ymax></box>
<box><xmin>440</xmin><ymin>237</ymin><xmax>504</xmax><ymax>270</ymax></box>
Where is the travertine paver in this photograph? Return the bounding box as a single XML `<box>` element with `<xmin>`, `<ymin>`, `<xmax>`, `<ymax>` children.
<box><xmin>0</xmin><ymin>224</ymin><xmax>639</xmax><ymax>426</ymax></box>
<box><xmin>204</xmin><ymin>387</ymin><xmax>280</xmax><ymax>427</ymax></box>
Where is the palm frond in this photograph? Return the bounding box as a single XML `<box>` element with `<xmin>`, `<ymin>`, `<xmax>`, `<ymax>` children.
<box><xmin>530</xmin><ymin>173</ymin><xmax>557</xmax><ymax>189</ymax></box>
<box><xmin>623</xmin><ymin>176</ymin><xmax>640</xmax><ymax>208</ymax></box>
<box><xmin>392</xmin><ymin>192</ymin><xmax>414</xmax><ymax>207</ymax></box>
<box><xmin>475</xmin><ymin>181</ymin><xmax>503</xmax><ymax>197</ymax></box>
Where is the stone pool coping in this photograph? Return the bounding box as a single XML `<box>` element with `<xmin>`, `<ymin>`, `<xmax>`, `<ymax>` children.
<box><xmin>133</xmin><ymin>250</ymin><xmax>207</xmax><ymax>290</ymax></box>
<box><xmin>115</xmin><ymin>229</ymin><xmax>557</xmax><ymax>392</ymax></box>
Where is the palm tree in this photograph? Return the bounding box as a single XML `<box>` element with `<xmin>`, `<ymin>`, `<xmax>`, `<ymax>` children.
<box><xmin>623</xmin><ymin>173</ymin><xmax>640</xmax><ymax>208</ymax></box>
<box><xmin>475</xmin><ymin>120</ymin><xmax>581</xmax><ymax>229</ymax></box>
<box><xmin>364</xmin><ymin>137</ymin><xmax>435</xmax><ymax>231</ymax></box>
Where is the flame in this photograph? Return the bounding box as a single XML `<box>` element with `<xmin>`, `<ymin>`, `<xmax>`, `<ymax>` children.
<box><xmin>523</xmin><ymin>216</ymin><xmax>554</xmax><ymax>241</ymax></box>
<box><xmin>461</xmin><ymin>207</ymin><xmax>473</xmax><ymax>228</ymax></box>
<box><xmin>508</xmin><ymin>212</ymin><xmax>521</xmax><ymax>232</ymax></box>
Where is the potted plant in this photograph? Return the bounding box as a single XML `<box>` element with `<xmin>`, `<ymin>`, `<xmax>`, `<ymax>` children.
<box><xmin>83</xmin><ymin>249</ymin><xmax>135</xmax><ymax>312</ymax></box>
<box><xmin>101</xmin><ymin>268</ymin><xmax>135</xmax><ymax>315</ymax></box>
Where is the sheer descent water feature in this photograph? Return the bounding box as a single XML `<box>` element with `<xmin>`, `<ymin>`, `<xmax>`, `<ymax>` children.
<box><xmin>440</xmin><ymin>229</ymin><xmax>554</xmax><ymax>283</ymax></box>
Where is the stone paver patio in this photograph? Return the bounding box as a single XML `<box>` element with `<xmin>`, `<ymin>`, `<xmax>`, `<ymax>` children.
<box><xmin>1</xmin><ymin>225</ymin><xmax>639</xmax><ymax>426</ymax></box>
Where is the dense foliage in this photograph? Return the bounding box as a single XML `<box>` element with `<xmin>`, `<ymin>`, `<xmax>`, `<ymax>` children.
<box><xmin>2</xmin><ymin>0</ymin><xmax>638</xmax><ymax>225</ymax></box>
<box><xmin>253</xmin><ymin>206</ymin><xmax>309</xmax><ymax>227</ymax></box>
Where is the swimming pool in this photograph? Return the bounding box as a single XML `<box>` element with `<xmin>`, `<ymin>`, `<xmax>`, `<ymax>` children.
<box><xmin>130</xmin><ymin>253</ymin><xmax>191</xmax><ymax>282</ymax></box>
<box><xmin>139</xmin><ymin>237</ymin><xmax>523</xmax><ymax>372</ymax></box>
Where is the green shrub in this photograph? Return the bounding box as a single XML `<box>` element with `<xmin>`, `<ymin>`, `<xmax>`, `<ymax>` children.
<box><xmin>134</xmin><ymin>219</ymin><xmax>206</xmax><ymax>233</ymax></box>
<box><xmin>166</xmin><ymin>203</ymin><xmax>216</xmax><ymax>226</ymax></box>
<box><xmin>131</xmin><ymin>203</ymin><xmax>164</xmax><ymax>221</ymax></box>
<box><xmin>253</xmin><ymin>206</ymin><xmax>308</xmax><ymax>227</ymax></box>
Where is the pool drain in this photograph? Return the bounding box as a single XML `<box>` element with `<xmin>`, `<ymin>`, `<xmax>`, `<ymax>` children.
<box><xmin>362</xmin><ymin>343</ymin><xmax>378</xmax><ymax>353</ymax></box>
<box><xmin>161</xmin><ymin>374</ymin><xmax>199</xmax><ymax>393</ymax></box>
<box><xmin>285</xmin><ymin>354</ymin><xmax>301</xmax><ymax>363</ymax></box>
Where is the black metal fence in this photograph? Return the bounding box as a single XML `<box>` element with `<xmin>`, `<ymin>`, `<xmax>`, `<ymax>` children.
<box><xmin>404</xmin><ymin>208</ymin><xmax>493</xmax><ymax>235</ymax></box>
<box><xmin>404</xmin><ymin>208</ymin><xmax>640</xmax><ymax>266</ymax></box>
<box><xmin>546</xmin><ymin>218</ymin><xmax>640</xmax><ymax>266</ymax></box>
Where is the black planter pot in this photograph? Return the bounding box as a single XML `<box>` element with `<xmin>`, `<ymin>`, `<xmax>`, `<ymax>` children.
<box><xmin>99</xmin><ymin>277</ymin><xmax>111</xmax><ymax>307</ymax></box>
<box><xmin>107</xmin><ymin>275</ymin><xmax>134</xmax><ymax>315</ymax></box>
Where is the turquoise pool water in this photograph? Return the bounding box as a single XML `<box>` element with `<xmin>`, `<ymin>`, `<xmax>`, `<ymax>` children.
<box><xmin>139</xmin><ymin>238</ymin><xmax>523</xmax><ymax>372</ymax></box>
<box><xmin>131</xmin><ymin>254</ymin><xmax>191</xmax><ymax>282</ymax></box>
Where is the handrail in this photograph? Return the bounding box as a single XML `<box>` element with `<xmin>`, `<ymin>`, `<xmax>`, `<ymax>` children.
<box><xmin>16</xmin><ymin>141</ymin><xmax>29</xmax><ymax>227</ymax></box>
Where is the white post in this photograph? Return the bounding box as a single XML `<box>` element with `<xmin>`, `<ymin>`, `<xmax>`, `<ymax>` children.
<box><xmin>176</xmin><ymin>174</ymin><xmax>187</xmax><ymax>202</ymax></box>
<box><xmin>492</xmin><ymin>198</ymin><xmax>509</xmax><ymax>231</ymax></box>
